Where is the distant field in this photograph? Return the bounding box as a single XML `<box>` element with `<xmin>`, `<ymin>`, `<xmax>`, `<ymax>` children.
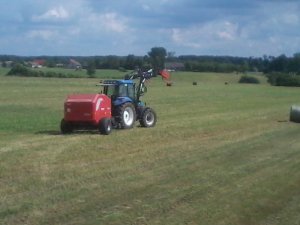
<box><xmin>0</xmin><ymin>67</ymin><xmax>9</xmax><ymax>76</ymax></box>
<box><xmin>2</xmin><ymin>66</ymin><xmax>127</xmax><ymax>79</ymax></box>
<box><xmin>1</xmin><ymin>70</ymin><xmax>300</xmax><ymax>225</ymax></box>
<box><xmin>37</xmin><ymin>67</ymin><xmax>127</xmax><ymax>79</ymax></box>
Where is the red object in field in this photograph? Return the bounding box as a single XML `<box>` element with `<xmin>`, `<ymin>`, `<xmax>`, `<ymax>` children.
<box><xmin>159</xmin><ymin>69</ymin><xmax>171</xmax><ymax>80</ymax></box>
<box><xmin>64</xmin><ymin>94</ymin><xmax>111</xmax><ymax>125</ymax></box>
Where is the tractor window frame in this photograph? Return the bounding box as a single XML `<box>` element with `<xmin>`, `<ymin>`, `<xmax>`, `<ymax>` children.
<box><xmin>127</xmin><ymin>83</ymin><xmax>135</xmax><ymax>100</ymax></box>
<box><xmin>104</xmin><ymin>85</ymin><xmax>118</xmax><ymax>98</ymax></box>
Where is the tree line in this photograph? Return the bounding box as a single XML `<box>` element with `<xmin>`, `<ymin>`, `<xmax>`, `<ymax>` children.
<box><xmin>2</xmin><ymin>48</ymin><xmax>300</xmax><ymax>86</ymax></box>
<box><xmin>2</xmin><ymin>52</ymin><xmax>300</xmax><ymax>74</ymax></box>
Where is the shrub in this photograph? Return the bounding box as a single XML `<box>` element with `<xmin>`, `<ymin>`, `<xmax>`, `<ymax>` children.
<box><xmin>118</xmin><ymin>67</ymin><xmax>127</xmax><ymax>72</ymax></box>
<box><xmin>239</xmin><ymin>75</ymin><xmax>260</xmax><ymax>84</ymax></box>
<box><xmin>266</xmin><ymin>73</ymin><xmax>300</xmax><ymax>87</ymax></box>
<box><xmin>7</xmin><ymin>64</ymin><xmax>30</xmax><ymax>76</ymax></box>
<box><xmin>46</xmin><ymin>71</ymin><xmax>56</xmax><ymax>77</ymax></box>
<box><xmin>31</xmin><ymin>70</ymin><xmax>39</xmax><ymax>77</ymax></box>
<box><xmin>58</xmin><ymin>73</ymin><xmax>66</xmax><ymax>78</ymax></box>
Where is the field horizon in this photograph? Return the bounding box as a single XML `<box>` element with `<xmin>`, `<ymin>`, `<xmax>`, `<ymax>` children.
<box><xmin>1</xmin><ymin>69</ymin><xmax>300</xmax><ymax>225</ymax></box>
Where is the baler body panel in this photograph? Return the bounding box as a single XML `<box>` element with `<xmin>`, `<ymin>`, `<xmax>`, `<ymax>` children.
<box><xmin>64</xmin><ymin>94</ymin><xmax>111</xmax><ymax>125</ymax></box>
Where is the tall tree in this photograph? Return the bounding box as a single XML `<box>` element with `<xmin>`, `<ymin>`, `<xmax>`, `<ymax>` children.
<box><xmin>86</xmin><ymin>60</ymin><xmax>96</xmax><ymax>77</ymax></box>
<box><xmin>148</xmin><ymin>47</ymin><xmax>167</xmax><ymax>75</ymax></box>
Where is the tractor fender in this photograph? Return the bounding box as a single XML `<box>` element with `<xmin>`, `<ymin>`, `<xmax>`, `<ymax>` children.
<box><xmin>113</xmin><ymin>97</ymin><xmax>133</xmax><ymax>107</ymax></box>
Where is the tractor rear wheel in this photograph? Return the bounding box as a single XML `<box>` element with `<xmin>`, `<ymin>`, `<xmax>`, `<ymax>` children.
<box><xmin>99</xmin><ymin>118</ymin><xmax>112</xmax><ymax>135</ymax></box>
<box><xmin>60</xmin><ymin>119</ymin><xmax>73</xmax><ymax>134</ymax></box>
<box><xmin>139</xmin><ymin>108</ymin><xmax>157</xmax><ymax>127</ymax></box>
<box><xmin>117</xmin><ymin>102</ymin><xmax>136</xmax><ymax>129</ymax></box>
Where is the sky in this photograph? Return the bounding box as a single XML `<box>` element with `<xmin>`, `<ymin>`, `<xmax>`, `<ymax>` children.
<box><xmin>0</xmin><ymin>0</ymin><xmax>300</xmax><ymax>57</ymax></box>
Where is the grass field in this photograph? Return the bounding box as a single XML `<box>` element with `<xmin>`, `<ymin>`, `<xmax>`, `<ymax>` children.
<box><xmin>0</xmin><ymin>69</ymin><xmax>300</xmax><ymax>225</ymax></box>
<box><xmin>35</xmin><ymin>67</ymin><xmax>127</xmax><ymax>79</ymax></box>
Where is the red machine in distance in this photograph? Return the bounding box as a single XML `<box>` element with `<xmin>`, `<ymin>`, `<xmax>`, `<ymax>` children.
<box><xmin>61</xmin><ymin>94</ymin><xmax>112</xmax><ymax>134</ymax></box>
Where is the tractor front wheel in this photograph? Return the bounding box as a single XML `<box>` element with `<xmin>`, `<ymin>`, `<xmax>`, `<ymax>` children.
<box><xmin>117</xmin><ymin>102</ymin><xmax>136</xmax><ymax>129</ymax></box>
<box><xmin>139</xmin><ymin>108</ymin><xmax>157</xmax><ymax>127</ymax></box>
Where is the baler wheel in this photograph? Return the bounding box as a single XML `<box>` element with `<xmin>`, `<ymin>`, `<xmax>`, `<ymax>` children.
<box><xmin>117</xmin><ymin>102</ymin><xmax>136</xmax><ymax>129</ymax></box>
<box><xmin>99</xmin><ymin>118</ymin><xmax>112</xmax><ymax>135</ymax></box>
<box><xmin>139</xmin><ymin>108</ymin><xmax>157</xmax><ymax>127</ymax></box>
<box><xmin>60</xmin><ymin>119</ymin><xmax>73</xmax><ymax>134</ymax></box>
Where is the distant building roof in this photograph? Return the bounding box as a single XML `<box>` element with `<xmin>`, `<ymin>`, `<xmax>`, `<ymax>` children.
<box><xmin>33</xmin><ymin>59</ymin><xmax>45</xmax><ymax>65</ymax></box>
<box><xmin>165</xmin><ymin>62</ymin><xmax>185</xmax><ymax>70</ymax></box>
<box><xmin>69</xmin><ymin>59</ymin><xmax>81</xmax><ymax>66</ymax></box>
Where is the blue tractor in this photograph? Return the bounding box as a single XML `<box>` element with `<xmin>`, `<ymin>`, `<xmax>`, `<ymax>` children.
<box><xmin>98</xmin><ymin>69</ymin><xmax>169</xmax><ymax>129</ymax></box>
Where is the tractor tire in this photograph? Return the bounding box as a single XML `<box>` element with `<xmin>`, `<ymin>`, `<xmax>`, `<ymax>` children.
<box><xmin>139</xmin><ymin>108</ymin><xmax>157</xmax><ymax>128</ymax></box>
<box><xmin>99</xmin><ymin>118</ymin><xmax>112</xmax><ymax>135</ymax></box>
<box><xmin>60</xmin><ymin>119</ymin><xmax>73</xmax><ymax>134</ymax></box>
<box><xmin>117</xmin><ymin>102</ymin><xmax>136</xmax><ymax>129</ymax></box>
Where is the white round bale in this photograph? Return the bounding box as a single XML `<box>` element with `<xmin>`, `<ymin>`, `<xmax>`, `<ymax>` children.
<box><xmin>290</xmin><ymin>105</ymin><xmax>300</xmax><ymax>123</ymax></box>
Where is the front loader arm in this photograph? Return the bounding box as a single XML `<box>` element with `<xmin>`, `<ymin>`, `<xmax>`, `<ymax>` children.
<box><xmin>124</xmin><ymin>68</ymin><xmax>170</xmax><ymax>101</ymax></box>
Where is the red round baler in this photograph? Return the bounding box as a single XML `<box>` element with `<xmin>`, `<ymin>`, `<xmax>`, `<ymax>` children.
<box><xmin>61</xmin><ymin>94</ymin><xmax>112</xmax><ymax>135</ymax></box>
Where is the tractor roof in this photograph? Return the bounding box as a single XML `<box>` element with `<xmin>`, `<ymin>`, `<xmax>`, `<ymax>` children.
<box><xmin>99</xmin><ymin>80</ymin><xmax>134</xmax><ymax>86</ymax></box>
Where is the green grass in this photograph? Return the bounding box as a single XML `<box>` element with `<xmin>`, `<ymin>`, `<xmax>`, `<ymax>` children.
<box><xmin>2</xmin><ymin>66</ymin><xmax>127</xmax><ymax>79</ymax></box>
<box><xmin>0</xmin><ymin>67</ymin><xmax>10</xmax><ymax>76</ymax></box>
<box><xmin>37</xmin><ymin>67</ymin><xmax>127</xmax><ymax>79</ymax></box>
<box><xmin>15</xmin><ymin>67</ymin><xmax>126</xmax><ymax>79</ymax></box>
<box><xmin>1</xmin><ymin>71</ymin><xmax>300</xmax><ymax>225</ymax></box>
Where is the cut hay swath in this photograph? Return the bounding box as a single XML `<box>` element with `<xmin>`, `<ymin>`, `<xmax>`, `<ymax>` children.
<box><xmin>290</xmin><ymin>105</ymin><xmax>300</xmax><ymax>123</ymax></box>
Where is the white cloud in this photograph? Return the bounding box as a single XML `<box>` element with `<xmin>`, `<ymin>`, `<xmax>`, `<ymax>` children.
<box><xmin>217</xmin><ymin>22</ymin><xmax>238</xmax><ymax>41</ymax></box>
<box><xmin>78</xmin><ymin>11</ymin><xmax>132</xmax><ymax>35</ymax></box>
<box><xmin>26</xmin><ymin>30</ymin><xmax>58</xmax><ymax>40</ymax></box>
<box><xmin>171</xmin><ymin>28</ymin><xmax>201</xmax><ymax>48</ymax></box>
<box><xmin>171</xmin><ymin>21</ymin><xmax>238</xmax><ymax>49</ymax></box>
<box><xmin>142</xmin><ymin>4</ymin><xmax>151</xmax><ymax>11</ymax></box>
<box><xmin>139</xmin><ymin>0</ymin><xmax>172</xmax><ymax>12</ymax></box>
<box><xmin>32</xmin><ymin>6</ymin><xmax>69</xmax><ymax>21</ymax></box>
<box><xmin>282</xmin><ymin>13</ymin><xmax>299</xmax><ymax>25</ymax></box>
<box><xmin>99</xmin><ymin>13</ymin><xmax>128</xmax><ymax>33</ymax></box>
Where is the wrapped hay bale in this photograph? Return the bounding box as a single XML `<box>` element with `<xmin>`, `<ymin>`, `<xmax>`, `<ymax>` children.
<box><xmin>166</xmin><ymin>81</ymin><xmax>173</xmax><ymax>86</ymax></box>
<box><xmin>290</xmin><ymin>105</ymin><xmax>300</xmax><ymax>123</ymax></box>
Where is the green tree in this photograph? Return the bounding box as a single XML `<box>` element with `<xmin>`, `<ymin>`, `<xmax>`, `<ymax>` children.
<box><xmin>45</xmin><ymin>58</ymin><xmax>55</xmax><ymax>68</ymax></box>
<box><xmin>104</xmin><ymin>56</ymin><xmax>121</xmax><ymax>69</ymax></box>
<box><xmin>148</xmin><ymin>47</ymin><xmax>167</xmax><ymax>75</ymax></box>
<box><xmin>288</xmin><ymin>53</ymin><xmax>300</xmax><ymax>74</ymax></box>
<box><xmin>124</xmin><ymin>54</ymin><xmax>136</xmax><ymax>70</ymax></box>
<box><xmin>86</xmin><ymin>60</ymin><xmax>96</xmax><ymax>77</ymax></box>
<box><xmin>7</xmin><ymin>64</ymin><xmax>29</xmax><ymax>76</ymax></box>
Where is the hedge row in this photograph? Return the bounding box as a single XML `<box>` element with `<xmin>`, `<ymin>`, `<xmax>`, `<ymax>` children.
<box><xmin>238</xmin><ymin>75</ymin><xmax>260</xmax><ymax>84</ymax></box>
<box><xmin>267</xmin><ymin>72</ymin><xmax>300</xmax><ymax>87</ymax></box>
<box><xmin>6</xmin><ymin>64</ymin><xmax>86</xmax><ymax>78</ymax></box>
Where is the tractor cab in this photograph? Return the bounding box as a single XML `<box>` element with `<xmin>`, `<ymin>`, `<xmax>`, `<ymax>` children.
<box><xmin>100</xmin><ymin>80</ymin><xmax>138</xmax><ymax>107</ymax></box>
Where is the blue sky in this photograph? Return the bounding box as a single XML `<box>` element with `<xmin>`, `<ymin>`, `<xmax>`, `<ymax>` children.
<box><xmin>0</xmin><ymin>0</ymin><xmax>300</xmax><ymax>57</ymax></box>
